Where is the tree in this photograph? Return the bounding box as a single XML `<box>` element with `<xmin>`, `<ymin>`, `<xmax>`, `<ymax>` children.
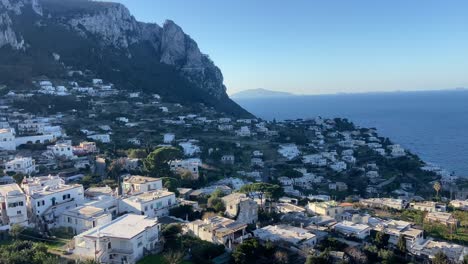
<box><xmin>144</xmin><ymin>147</ymin><xmax>182</xmax><ymax>177</ymax></box>
<box><xmin>240</xmin><ymin>183</ymin><xmax>284</xmax><ymax>207</ymax></box>
<box><xmin>0</xmin><ymin>240</ymin><xmax>59</xmax><ymax>264</ymax></box>
<box><xmin>433</xmin><ymin>182</ymin><xmax>442</xmax><ymax>199</ymax></box>
<box><xmin>232</xmin><ymin>239</ymin><xmax>263</xmax><ymax>264</ymax></box>
<box><xmin>374</xmin><ymin>231</ymin><xmax>389</xmax><ymax>248</ymax></box>
<box><xmin>162</xmin><ymin>224</ymin><xmax>183</xmax><ymax>250</ymax></box>
<box><xmin>274</xmin><ymin>250</ymin><xmax>289</xmax><ymax>264</ymax></box>
<box><xmin>163</xmin><ymin>251</ymin><xmax>184</xmax><ymax>264</ymax></box>
<box><xmin>304</xmin><ymin>252</ymin><xmax>329</xmax><ymax>264</ymax></box>
<box><xmin>9</xmin><ymin>224</ymin><xmax>24</xmax><ymax>240</ymax></box>
<box><xmin>432</xmin><ymin>251</ymin><xmax>450</xmax><ymax>264</ymax></box>
<box><xmin>378</xmin><ymin>249</ymin><xmax>396</xmax><ymax>264</ymax></box>
<box><xmin>397</xmin><ymin>235</ymin><xmax>407</xmax><ymax>254</ymax></box>
<box><xmin>208</xmin><ymin>189</ymin><xmax>225</xmax><ymax>212</ymax></box>
<box><xmin>127</xmin><ymin>148</ymin><xmax>147</xmax><ymax>159</ymax></box>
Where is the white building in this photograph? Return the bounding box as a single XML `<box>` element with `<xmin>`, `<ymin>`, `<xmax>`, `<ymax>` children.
<box><xmin>186</xmin><ymin>216</ymin><xmax>248</xmax><ymax>249</ymax></box>
<box><xmin>119</xmin><ymin>190</ymin><xmax>177</xmax><ymax>217</ymax></box>
<box><xmin>47</xmin><ymin>141</ymin><xmax>76</xmax><ymax>159</ymax></box>
<box><xmin>235</xmin><ymin>126</ymin><xmax>251</xmax><ymax>137</ymax></box>
<box><xmin>303</xmin><ymin>154</ymin><xmax>327</xmax><ymax>167</ymax></box>
<box><xmin>123</xmin><ymin>176</ymin><xmax>163</xmax><ymax>195</ymax></box>
<box><xmin>388</xmin><ymin>144</ymin><xmax>406</xmax><ymax>157</ymax></box>
<box><xmin>253</xmin><ymin>225</ymin><xmax>317</xmax><ymax>249</ymax></box>
<box><xmin>4</xmin><ymin>157</ymin><xmax>37</xmax><ymax>175</ymax></box>
<box><xmin>0</xmin><ymin>128</ymin><xmax>16</xmax><ymax>151</ymax></box>
<box><xmin>179</xmin><ymin>141</ymin><xmax>200</xmax><ymax>156</ymax></box>
<box><xmin>59</xmin><ymin>205</ymin><xmax>112</xmax><ymax>234</ymax></box>
<box><xmin>333</xmin><ymin>221</ymin><xmax>371</xmax><ymax>239</ymax></box>
<box><xmin>169</xmin><ymin>158</ymin><xmax>201</xmax><ymax>179</ymax></box>
<box><xmin>0</xmin><ymin>184</ymin><xmax>28</xmax><ymax>230</ymax></box>
<box><xmin>73</xmin><ymin>214</ymin><xmax>161</xmax><ymax>264</ymax></box>
<box><xmin>163</xmin><ymin>133</ymin><xmax>175</xmax><ymax>144</ymax></box>
<box><xmin>73</xmin><ymin>141</ymin><xmax>97</xmax><ymax>155</ymax></box>
<box><xmin>278</xmin><ymin>144</ymin><xmax>300</xmax><ymax>160</ymax></box>
<box><xmin>360</xmin><ymin>198</ymin><xmax>406</xmax><ymax>210</ymax></box>
<box><xmin>88</xmin><ymin>134</ymin><xmax>111</xmax><ymax>143</ymax></box>
<box><xmin>409</xmin><ymin>201</ymin><xmax>446</xmax><ymax>213</ymax></box>
<box><xmin>330</xmin><ymin>161</ymin><xmax>347</xmax><ymax>172</ymax></box>
<box><xmin>22</xmin><ymin>175</ymin><xmax>84</xmax><ymax>225</ymax></box>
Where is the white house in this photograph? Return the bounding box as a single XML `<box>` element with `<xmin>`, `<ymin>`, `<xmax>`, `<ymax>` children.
<box><xmin>169</xmin><ymin>158</ymin><xmax>202</xmax><ymax>179</ymax></box>
<box><xmin>333</xmin><ymin>221</ymin><xmax>371</xmax><ymax>239</ymax></box>
<box><xmin>123</xmin><ymin>176</ymin><xmax>163</xmax><ymax>195</ymax></box>
<box><xmin>330</xmin><ymin>161</ymin><xmax>347</xmax><ymax>172</ymax></box>
<box><xmin>179</xmin><ymin>141</ymin><xmax>200</xmax><ymax>156</ymax></box>
<box><xmin>119</xmin><ymin>190</ymin><xmax>177</xmax><ymax>217</ymax></box>
<box><xmin>163</xmin><ymin>133</ymin><xmax>175</xmax><ymax>144</ymax></box>
<box><xmin>186</xmin><ymin>216</ymin><xmax>248</xmax><ymax>249</ymax></box>
<box><xmin>0</xmin><ymin>128</ymin><xmax>16</xmax><ymax>151</ymax></box>
<box><xmin>73</xmin><ymin>214</ymin><xmax>161</xmax><ymax>264</ymax></box>
<box><xmin>59</xmin><ymin>205</ymin><xmax>112</xmax><ymax>234</ymax></box>
<box><xmin>0</xmin><ymin>184</ymin><xmax>28</xmax><ymax>230</ymax></box>
<box><xmin>235</xmin><ymin>126</ymin><xmax>251</xmax><ymax>137</ymax></box>
<box><xmin>47</xmin><ymin>141</ymin><xmax>76</xmax><ymax>159</ymax></box>
<box><xmin>388</xmin><ymin>144</ymin><xmax>406</xmax><ymax>157</ymax></box>
<box><xmin>22</xmin><ymin>175</ymin><xmax>84</xmax><ymax>225</ymax></box>
<box><xmin>253</xmin><ymin>225</ymin><xmax>317</xmax><ymax>249</ymax></box>
<box><xmin>87</xmin><ymin>134</ymin><xmax>111</xmax><ymax>143</ymax></box>
<box><xmin>4</xmin><ymin>157</ymin><xmax>37</xmax><ymax>175</ymax></box>
<box><xmin>278</xmin><ymin>144</ymin><xmax>300</xmax><ymax>160</ymax></box>
<box><xmin>73</xmin><ymin>141</ymin><xmax>97</xmax><ymax>155</ymax></box>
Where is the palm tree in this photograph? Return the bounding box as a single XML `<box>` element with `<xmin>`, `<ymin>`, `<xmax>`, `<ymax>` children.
<box><xmin>433</xmin><ymin>182</ymin><xmax>441</xmax><ymax>199</ymax></box>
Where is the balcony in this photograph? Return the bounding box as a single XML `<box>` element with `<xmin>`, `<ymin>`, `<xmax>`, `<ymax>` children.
<box><xmin>109</xmin><ymin>248</ymin><xmax>134</xmax><ymax>255</ymax></box>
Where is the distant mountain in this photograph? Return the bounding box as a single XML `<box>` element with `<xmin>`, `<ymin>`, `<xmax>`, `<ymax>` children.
<box><xmin>231</xmin><ymin>88</ymin><xmax>295</xmax><ymax>99</ymax></box>
<box><xmin>0</xmin><ymin>0</ymin><xmax>251</xmax><ymax>117</ymax></box>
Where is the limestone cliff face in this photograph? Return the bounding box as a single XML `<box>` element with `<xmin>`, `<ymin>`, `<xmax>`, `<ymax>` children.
<box><xmin>62</xmin><ymin>2</ymin><xmax>226</xmax><ymax>98</ymax></box>
<box><xmin>0</xmin><ymin>0</ymin><xmax>41</xmax><ymax>49</ymax></box>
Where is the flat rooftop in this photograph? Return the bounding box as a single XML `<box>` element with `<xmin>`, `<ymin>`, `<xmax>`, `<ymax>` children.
<box><xmin>80</xmin><ymin>214</ymin><xmax>158</xmax><ymax>239</ymax></box>
<box><xmin>124</xmin><ymin>176</ymin><xmax>161</xmax><ymax>184</ymax></box>
<box><xmin>62</xmin><ymin>205</ymin><xmax>107</xmax><ymax>219</ymax></box>
<box><xmin>0</xmin><ymin>183</ymin><xmax>24</xmax><ymax>196</ymax></box>
<box><xmin>125</xmin><ymin>189</ymin><xmax>174</xmax><ymax>203</ymax></box>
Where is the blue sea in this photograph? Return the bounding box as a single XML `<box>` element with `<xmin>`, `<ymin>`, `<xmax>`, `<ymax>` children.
<box><xmin>234</xmin><ymin>90</ymin><xmax>468</xmax><ymax>177</ymax></box>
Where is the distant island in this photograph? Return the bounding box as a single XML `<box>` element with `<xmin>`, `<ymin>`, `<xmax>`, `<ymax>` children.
<box><xmin>231</xmin><ymin>88</ymin><xmax>296</xmax><ymax>99</ymax></box>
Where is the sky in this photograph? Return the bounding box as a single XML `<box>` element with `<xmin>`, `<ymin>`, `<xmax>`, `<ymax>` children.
<box><xmin>111</xmin><ymin>0</ymin><xmax>468</xmax><ymax>95</ymax></box>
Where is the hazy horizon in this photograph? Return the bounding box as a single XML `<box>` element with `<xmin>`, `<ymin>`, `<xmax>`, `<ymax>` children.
<box><xmin>111</xmin><ymin>0</ymin><xmax>468</xmax><ymax>95</ymax></box>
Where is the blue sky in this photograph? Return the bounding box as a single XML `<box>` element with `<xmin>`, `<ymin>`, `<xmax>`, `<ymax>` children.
<box><xmin>112</xmin><ymin>0</ymin><xmax>468</xmax><ymax>95</ymax></box>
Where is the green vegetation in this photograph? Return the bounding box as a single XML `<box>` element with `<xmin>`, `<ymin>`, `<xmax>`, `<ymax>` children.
<box><xmin>0</xmin><ymin>240</ymin><xmax>59</xmax><ymax>264</ymax></box>
<box><xmin>144</xmin><ymin>147</ymin><xmax>182</xmax><ymax>177</ymax></box>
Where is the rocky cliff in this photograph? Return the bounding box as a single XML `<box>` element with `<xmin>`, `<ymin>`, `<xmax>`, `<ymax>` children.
<box><xmin>0</xmin><ymin>0</ymin><xmax>250</xmax><ymax>116</ymax></box>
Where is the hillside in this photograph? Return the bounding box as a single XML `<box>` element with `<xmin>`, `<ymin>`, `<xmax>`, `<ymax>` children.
<box><xmin>0</xmin><ymin>0</ymin><xmax>252</xmax><ymax>117</ymax></box>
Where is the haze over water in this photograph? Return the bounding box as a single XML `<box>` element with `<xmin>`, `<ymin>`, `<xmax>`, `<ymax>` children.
<box><xmin>235</xmin><ymin>90</ymin><xmax>468</xmax><ymax>177</ymax></box>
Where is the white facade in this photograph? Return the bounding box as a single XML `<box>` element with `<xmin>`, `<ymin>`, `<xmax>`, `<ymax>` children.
<box><xmin>0</xmin><ymin>184</ymin><xmax>28</xmax><ymax>230</ymax></box>
<box><xmin>169</xmin><ymin>158</ymin><xmax>201</xmax><ymax>179</ymax></box>
<box><xmin>253</xmin><ymin>225</ymin><xmax>317</xmax><ymax>249</ymax></box>
<box><xmin>163</xmin><ymin>133</ymin><xmax>175</xmax><ymax>144</ymax></box>
<box><xmin>334</xmin><ymin>221</ymin><xmax>371</xmax><ymax>239</ymax></box>
<box><xmin>0</xmin><ymin>128</ymin><xmax>16</xmax><ymax>151</ymax></box>
<box><xmin>47</xmin><ymin>141</ymin><xmax>76</xmax><ymax>159</ymax></box>
<box><xmin>73</xmin><ymin>214</ymin><xmax>161</xmax><ymax>264</ymax></box>
<box><xmin>22</xmin><ymin>175</ymin><xmax>84</xmax><ymax>223</ymax></box>
<box><xmin>119</xmin><ymin>190</ymin><xmax>177</xmax><ymax>217</ymax></box>
<box><xmin>178</xmin><ymin>141</ymin><xmax>200</xmax><ymax>156</ymax></box>
<box><xmin>278</xmin><ymin>144</ymin><xmax>300</xmax><ymax>160</ymax></box>
<box><xmin>59</xmin><ymin>205</ymin><xmax>112</xmax><ymax>234</ymax></box>
<box><xmin>5</xmin><ymin>157</ymin><xmax>37</xmax><ymax>175</ymax></box>
<box><xmin>88</xmin><ymin>134</ymin><xmax>111</xmax><ymax>143</ymax></box>
<box><xmin>330</xmin><ymin>161</ymin><xmax>347</xmax><ymax>172</ymax></box>
<box><xmin>235</xmin><ymin>126</ymin><xmax>251</xmax><ymax>137</ymax></box>
<box><xmin>123</xmin><ymin>176</ymin><xmax>163</xmax><ymax>195</ymax></box>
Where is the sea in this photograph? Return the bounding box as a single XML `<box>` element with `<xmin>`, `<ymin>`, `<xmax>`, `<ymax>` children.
<box><xmin>234</xmin><ymin>89</ymin><xmax>468</xmax><ymax>177</ymax></box>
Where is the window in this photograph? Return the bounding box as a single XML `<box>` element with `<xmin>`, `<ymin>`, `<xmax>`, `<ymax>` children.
<box><xmin>37</xmin><ymin>201</ymin><xmax>41</xmax><ymax>207</ymax></box>
<box><xmin>68</xmin><ymin>217</ymin><xmax>71</xmax><ymax>223</ymax></box>
<box><xmin>17</xmin><ymin>211</ymin><xmax>21</xmax><ymax>215</ymax></box>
